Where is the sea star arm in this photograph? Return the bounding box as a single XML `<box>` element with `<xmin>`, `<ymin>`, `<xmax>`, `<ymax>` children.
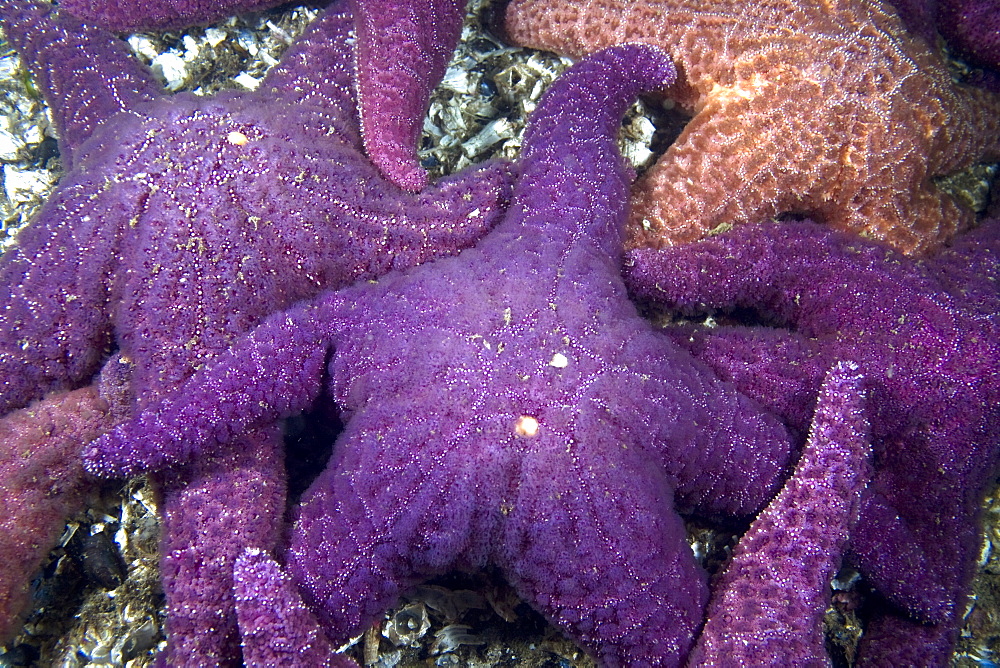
<box><xmin>690</xmin><ymin>361</ymin><xmax>871</xmax><ymax>665</ymax></box>
<box><xmin>58</xmin><ymin>0</ymin><xmax>282</xmax><ymax>30</ymax></box>
<box><xmin>0</xmin><ymin>0</ymin><xmax>163</xmax><ymax>169</ymax></box>
<box><xmin>661</xmin><ymin>322</ymin><xmax>958</xmax><ymax>622</ymax></box>
<box><xmin>638</xmin><ymin>349</ymin><xmax>794</xmax><ymax>518</ymax></box>
<box><xmin>248</xmin><ymin>3</ymin><xmax>516</xmax><ymax>287</ymax></box>
<box><xmin>0</xmin><ymin>354</ymin><xmax>131</xmax><ymax>644</ymax></box>
<box><xmin>626</xmin><ymin>220</ymin><xmax>1000</xmax><ymax>657</ymax></box>
<box><xmin>0</xmin><ymin>0</ymin><xmax>162</xmax><ymax>412</ymax></box>
<box><xmin>501</xmin><ymin>432</ymin><xmax>709</xmax><ymax>666</ymax></box>
<box><xmin>0</xmin><ymin>387</ymin><xmax>114</xmax><ymax>642</ymax></box>
<box><xmin>353</xmin><ymin>0</ymin><xmax>465</xmax><ymax>191</ymax></box>
<box><xmin>233</xmin><ymin>549</ymin><xmax>354</xmax><ymax>667</ymax></box>
<box><xmin>55</xmin><ymin>0</ymin><xmax>472</xmax><ymax>191</ymax></box>
<box><xmin>922</xmin><ymin>218</ymin><xmax>1000</xmax><ymax>318</ymax></box>
<box><xmin>83</xmin><ymin>296</ymin><xmax>345</xmax><ymax>478</ymax></box>
<box><xmin>155</xmin><ymin>425</ymin><xmax>288</xmax><ymax>664</ymax></box>
<box><xmin>0</xmin><ymin>177</ymin><xmax>143</xmax><ymax>414</ymax></box>
<box><xmin>253</xmin><ymin>2</ymin><xmax>362</xmax><ymax>144</ymax></box>
<box><xmin>854</xmin><ymin>612</ymin><xmax>963</xmax><ymax>666</ymax></box>
<box><xmin>625</xmin><ymin>76</ymin><xmax>982</xmax><ymax>253</ymax></box>
<box><xmin>658</xmin><ymin>324</ymin><xmax>825</xmax><ymax>432</ymax></box>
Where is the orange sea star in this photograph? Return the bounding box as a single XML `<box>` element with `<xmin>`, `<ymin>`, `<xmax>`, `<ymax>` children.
<box><xmin>504</xmin><ymin>0</ymin><xmax>1000</xmax><ymax>254</ymax></box>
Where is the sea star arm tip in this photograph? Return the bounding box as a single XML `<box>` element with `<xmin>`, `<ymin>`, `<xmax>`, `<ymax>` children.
<box><xmin>352</xmin><ymin>0</ymin><xmax>467</xmax><ymax>191</ymax></box>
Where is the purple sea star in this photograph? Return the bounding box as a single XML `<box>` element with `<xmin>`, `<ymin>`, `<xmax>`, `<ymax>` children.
<box><xmin>938</xmin><ymin>0</ymin><xmax>1000</xmax><ymax>70</ymax></box>
<box><xmin>626</xmin><ymin>219</ymin><xmax>1000</xmax><ymax>663</ymax></box>
<box><xmin>887</xmin><ymin>0</ymin><xmax>1000</xmax><ymax>73</ymax></box>
<box><xmin>690</xmin><ymin>361</ymin><xmax>871</xmax><ymax>665</ymax></box>
<box><xmin>233</xmin><ymin>547</ymin><xmax>350</xmax><ymax>667</ymax></box>
<box><xmin>57</xmin><ymin>0</ymin><xmax>468</xmax><ymax>191</ymax></box>
<box><xmin>86</xmin><ymin>43</ymin><xmax>800</xmax><ymax>665</ymax></box>
<box><xmin>0</xmin><ymin>0</ymin><xmax>511</xmax><ymax>662</ymax></box>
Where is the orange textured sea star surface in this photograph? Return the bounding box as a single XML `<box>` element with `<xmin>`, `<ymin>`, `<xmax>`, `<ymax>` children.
<box><xmin>504</xmin><ymin>0</ymin><xmax>1000</xmax><ymax>254</ymax></box>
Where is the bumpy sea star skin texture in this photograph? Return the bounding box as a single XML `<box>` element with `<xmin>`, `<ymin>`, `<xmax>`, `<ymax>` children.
<box><xmin>690</xmin><ymin>361</ymin><xmax>871</xmax><ymax>666</ymax></box>
<box><xmin>0</xmin><ymin>0</ymin><xmax>511</xmax><ymax>662</ymax></box>
<box><xmin>503</xmin><ymin>0</ymin><xmax>1000</xmax><ymax>255</ymax></box>
<box><xmin>58</xmin><ymin>0</ymin><xmax>281</xmax><ymax>30</ymax></box>
<box><xmin>938</xmin><ymin>0</ymin><xmax>1000</xmax><ymax>69</ymax></box>
<box><xmin>57</xmin><ymin>0</ymin><xmax>467</xmax><ymax>192</ymax></box>
<box><xmin>233</xmin><ymin>548</ymin><xmax>351</xmax><ymax>667</ymax></box>
<box><xmin>626</xmin><ymin>220</ymin><xmax>1000</xmax><ymax>663</ymax></box>
<box><xmin>354</xmin><ymin>0</ymin><xmax>465</xmax><ymax>191</ymax></box>
<box><xmin>87</xmin><ymin>44</ymin><xmax>800</xmax><ymax>665</ymax></box>
<box><xmin>0</xmin><ymin>355</ymin><xmax>131</xmax><ymax>643</ymax></box>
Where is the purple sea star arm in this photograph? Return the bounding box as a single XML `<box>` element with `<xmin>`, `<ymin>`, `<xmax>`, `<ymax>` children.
<box><xmin>855</xmin><ymin>613</ymin><xmax>960</xmax><ymax>666</ymax></box>
<box><xmin>84</xmin><ymin>298</ymin><xmax>341</xmax><ymax>477</ymax></box>
<box><xmin>0</xmin><ymin>177</ymin><xmax>145</xmax><ymax>414</ymax></box>
<box><xmin>58</xmin><ymin>0</ymin><xmax>283</xmax><ymax>31</ymax></box>
<box><xmin>255</xmin><ymin>4</ymin><xmax>363</xmax><ymax>145</ymax></box>
<box><xmin>155</xmin><ymin>426</ymin><xmax>288</xmax><ymax>665</ymax></box>
<box><xmin>501</xmin><ymin>427</ymin><xmax>709</xmax><ymax>666</ymax></box>
<box><xmin>352</xmin><ymin>0</ymin><xmax>465</xmax><ymax>191</ymax></box>
<box><xmin>660</xmin><ymin>324</ymin><xmax>825</xmax><ymax>433</ymax></box>
<box><xmin>0</xmin><ymin>0</ymin><xmax>163</xmax><ymax>169</ymax></box>
<box><xmin>626</xmin><ymin>220</ymin><xmax>1000</xmax><ymax>657</ymax></box>
<box><xmin>922</xmin><ymin>217</ymin><xmax>1000</xmax><ymax>319</ymax></box>
<box><xmin>690</xmin><ymin>361</ymin><xmax>871</xmax><ymax>666</ymax></box>
<box><xmin>662</xmin><ymin>325</ymin><xmax>954</xmax><ymax>622</ymax></box>
<box><xmin>939</xmin><ymin>0</ymin><xmax>1000</xmax><ymax>69</ymax></box>
<box><xmin>54</xmin><ymin>0</ymin><xmax>469</xmax><ymax>192</ymax></box>
<box><xmin>233</xmin><ymin>549</ymin><xmax>353</xmax><ymax>667</ymax></box>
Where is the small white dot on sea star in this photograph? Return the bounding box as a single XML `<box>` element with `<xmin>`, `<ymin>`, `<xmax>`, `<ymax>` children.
<box><xmin>514</xmin><ymin>415</ymin><xmax>539</xmax><ymax>437</ymax></box>
<box><xmin>226</xmin><ymin>130</ymin><xmax>250</xmax><ymax>145</ymax></box>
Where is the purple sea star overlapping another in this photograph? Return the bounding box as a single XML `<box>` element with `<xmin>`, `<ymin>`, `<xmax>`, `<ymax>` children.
<box><xmin>57</xmin><ymin>0</ymin><xmax>469</xmax><ymax>191</ymax></box>
<box><xmin>628</xmin><ymin>218</ymin><xmax>1000</xmax><ymax>663</ymax></box>
<box><xmin>85</xmin><ymin>27</ymin><xmax>1000</xmax><ymax>663</ymax></box>
<box><xmin>0</xmin><ymin>0</ymin><xmax>512</xmax><ymax>662</ymax></box>
<box><xmin>86</xmin><ymin>43</ymin><xmax>802</xmax><ymax>665</ymax></box>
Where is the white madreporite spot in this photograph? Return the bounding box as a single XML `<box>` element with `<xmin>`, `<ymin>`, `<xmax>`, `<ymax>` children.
<box><xmin>514</xmin><ymin>415</ymin><xmax>540</xmax><ymax>437</ymax></box>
